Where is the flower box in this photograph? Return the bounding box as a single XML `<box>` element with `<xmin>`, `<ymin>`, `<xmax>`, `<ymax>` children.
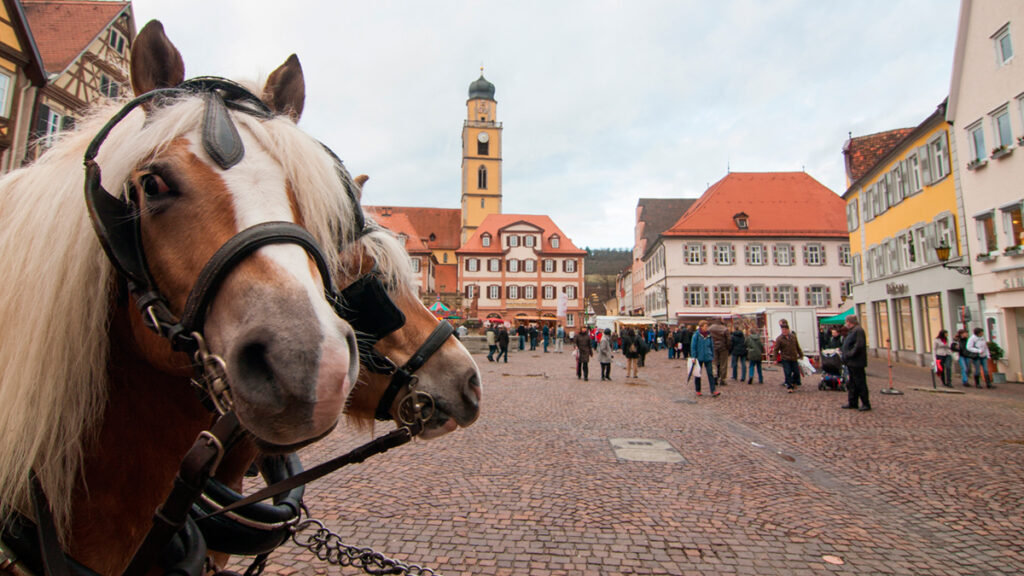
<box><xmin>967</xmin><ymin>158</ymin><xmax>988</xmax><ymax>170</ymax></box>
<box><xmin>992</xmin><ymin>146</ymin><xmax>1013</xmax><ymax>160</ymax></box>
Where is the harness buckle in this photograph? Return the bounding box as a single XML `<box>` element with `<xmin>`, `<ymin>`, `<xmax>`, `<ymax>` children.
<box><xmin>190</xmin><ymin>332</ymin><xmax>234</xmax><ymax>415</ymax></box>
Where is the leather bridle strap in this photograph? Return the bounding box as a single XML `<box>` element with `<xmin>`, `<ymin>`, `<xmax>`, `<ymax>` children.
<box><xmin>123</xmin><ymin>413</ymin><xmax>243</xmax><ymax>576</ymax></box>
<box><xmin>28</xmin><ymin>471</ymin><xmax>69</xmax><ymax>576</ymax></box>
<box><xmin>373</xmin><ymin>320</ymin><xmax>455</xmax><ymax>421</ymax></box>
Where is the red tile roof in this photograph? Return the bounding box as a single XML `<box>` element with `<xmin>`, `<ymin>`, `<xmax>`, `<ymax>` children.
<box><xmin>367</xmin><ymin>212</ymin><xmax>430</xmax><ymax>254</ymax></box>
<box><xmin>457</xmin><ymin>214</ymin><xmax>586</xmax><ymax>254</ymax></box>
<box><xmin>843</xmin><ymin>128</ymin><xmax>915</xmax><ymax>183</ymax></box>
<box><xmin>364</xmin><ymin>206</ymin><xmax>461</xmax><ymax>251</ymax></box>
<box><xmin>663</xmin><ymin>172</ymin><xmax>846</xmax><ymax>238</ymax></box>
<box><xmin>23</xmin><ymin>1</ymin><xmax>129</xmax><ymax>74</ymax></box>
<box><xmin>434</xmin><ymin>264</ymin><xmax>458</xmax><ymax>292</ymax></box>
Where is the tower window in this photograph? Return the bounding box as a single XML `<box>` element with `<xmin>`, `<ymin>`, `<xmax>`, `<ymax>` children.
<box><xmin>477</xmin><ymin>165</ymin><xmax>487</xmax><ymax>189</ymax></box>
<box><xmin>481</xmin><ymin>198</ymin><xmax>485</xmax><ymax>209</ymax></box>
<box><xmin>477</xmin><ymin>141</ymin><xmax>489</xmax><ymax>156</ymax></box>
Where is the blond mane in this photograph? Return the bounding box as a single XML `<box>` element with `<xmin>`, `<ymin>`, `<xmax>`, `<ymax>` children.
<box><xmin>0</xmin><ymin>90</ymin><xmax>358</xmax><ymax>536</ymax></box>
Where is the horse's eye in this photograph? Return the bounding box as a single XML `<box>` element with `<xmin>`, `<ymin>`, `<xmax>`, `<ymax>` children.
<box><xmin>140</xmin><ymin>173</ymin><xmax>170</xmax><ymax>198</ymax></box>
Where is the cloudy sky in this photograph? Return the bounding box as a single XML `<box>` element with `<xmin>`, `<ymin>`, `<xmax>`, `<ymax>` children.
<box><xmin>131</xmin><ymin>0</ymin><xmax>961</xmax><ymax>249</ymax></box>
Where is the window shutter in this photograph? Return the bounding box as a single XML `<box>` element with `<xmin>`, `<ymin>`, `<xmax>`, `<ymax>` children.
<box><xmin>728</xmin><ymin>245</ymin><xmax>736</xmax><ymax>265</ymax></box>
<box><xmin>682</xmin><ymin>285</ymin><xmax>689</xmax><ymax>303</ymax></box>
<box><xmin>732</xmin><ymin>286</ymin><xmax>739</xmax><ymax>303</ymax></box>
<box><xmin>820</xmin><ymin>244</ymin><xmax>826</xmax><ymax>266</ymax></box>
<box><xmin>701</xmin><ymin>286</ymin><xmax>709</xmax><ymax>306</ymax></box>
<box><xmin>802</xmin><ymin>244</ymin><xmax>808</xmax><ymax>265</ymax></box>
<box><xmin>919</xmin><ymin>145</ymin><xmax>933</xmax><ymax>185</ymax></box>
<box><xmin>771</xmin><ymin>286</ymin><xmax>778</xmax><ymax>302</ymax></box>
<box><xmin>700</xmin><ymin>245</ymin><xmax>707</xmax><ymax>265</ymax></box>
<box><xmin>744</xmin><ymin>244</ymin><xmax>751</xmax><ymax>264</ymax></box>
<box><xmin>744</xmin><ymin>285</ymin><xmax>750</xmax><ymax>301</ymax></box>
<box><xmin>825</xmin><ymin>286</ymin><xmax>832</xmax><ymax>308</ymax></box>
<box><xmin>937</xmin><ymin>132</ymin><xmax>949</xmax><ymax>177</ymax></box>
<box><xmin>773</xmin><ymin>245</ymin><xmax>779</xmax><ymax>265</ymax></box>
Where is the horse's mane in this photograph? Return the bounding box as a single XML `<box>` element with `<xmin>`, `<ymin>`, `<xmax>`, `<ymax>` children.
<box><xmin>0</xmin><ymin>90</ymin><xmax>357</xmax><ymax>537</ymax></box>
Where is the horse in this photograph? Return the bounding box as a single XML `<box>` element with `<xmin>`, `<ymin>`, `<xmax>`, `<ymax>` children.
<box><xmin>0</xmin><ymin>20</ymin><xmax>372</xmax><ymax>574</ymax></box>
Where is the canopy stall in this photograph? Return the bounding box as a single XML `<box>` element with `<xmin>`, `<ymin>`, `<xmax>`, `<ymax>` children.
<box><xmin>818</xmin><ymin>308</ymin><xmax>854</xmax><ymax>325</ymax></box>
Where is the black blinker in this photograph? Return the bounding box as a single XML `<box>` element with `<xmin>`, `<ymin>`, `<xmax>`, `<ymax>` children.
<box><xmin>337</xmin><ymin>274</ymin><xmax>406</xmax><ymax>343</ymax></box>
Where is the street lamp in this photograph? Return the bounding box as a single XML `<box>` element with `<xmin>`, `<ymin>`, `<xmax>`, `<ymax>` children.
<box><xmin>935</xmin><ymin>240</ymin><xmax>971</xmax><ymax>276</ymax></box>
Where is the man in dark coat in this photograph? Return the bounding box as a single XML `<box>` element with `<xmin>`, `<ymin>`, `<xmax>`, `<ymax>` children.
<box><xmin>708</xmin><ymin>319</ymin><xmax>730</xmax><ymax>385</ymax></box>
<box><xmin>841</xmin><ymin>314</ymin><xmax>869</xmax><ymax>411</ymax></box>
<box><xmin>574</xmin><ymin>328</ymin><xmax>593</xmax><ymax>381</ymax></box>
<box><xmin>496</xmin><ymin>326</ymin><xmax>510</xmax><ymax>363</ymax></box>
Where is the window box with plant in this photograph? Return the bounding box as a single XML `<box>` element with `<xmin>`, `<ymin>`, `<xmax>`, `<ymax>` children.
<box><xmin>991</xmin><ymin>145</ymin><xmax>1013</xmax><ymax>160</ymax></box>
<box><xmin>988</xmin><ymin>341</ymin><xmax>1007</xmax><ymax>384</ymax></box>
<box><xmin>967</xmin><ymin>158</ymin><xmax>988</xmax><ymax>170</ymax></box>
<box><xmin>1018</xmin><ymin>135</ymin><xmax>1024</xmax><ymax>147</ymax></box>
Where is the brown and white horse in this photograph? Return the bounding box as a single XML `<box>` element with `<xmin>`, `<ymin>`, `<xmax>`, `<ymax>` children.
<box><xmin>0</xmin><ymin>21</ymin><xmax>366</xmax><ymax>574</ymax></box>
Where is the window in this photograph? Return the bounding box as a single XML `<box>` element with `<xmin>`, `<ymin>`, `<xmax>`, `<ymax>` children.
<box><xmin>993</xmin><ymin>107</ymin><xmax>1013</xmax><ymax>149</ymax></box>
<box><xmin>524</xmin><ymin>235</ymin><xmax>536</xmax><ymax>248</ymax></box>
<box><xmin>995</xmin><ymin>24</ymin><xmax>1014</xmax><ymax>66</ymax></box>
<box><xmin>35</xmin><ymin>104</ymin><xmax>72</xmax><ymax>147</ymax></box>
<box><xmin>907</xmin><ymin>154</ymin><xmax>922</xmax><ymax>192</ymax></box>
<box><xmin>550</xmin><ymin>235</ymin><xmax>560</xmax><ymax>249</ymax></box>
<box><xmin>746</xmin><ymin>284</ymin><xmax>767</xmax><ymax>303</ymax></box>
<box><xmin>919</xmin><ymin>294</ymin><xmax>943</xmax><ymax>354</ymax></box>
<box><xmin>564</xmin><ymin>259</ymin><xmax>577</xmax><ymax>273</ymax></box>
<box><xmin>410</xmin><ymin>258</ymin><xmax>421</xmax><ymax>273</ymax></box>
<box><xmin>443</xmin><ymin>252</ymin><xmax>448</xmax><ymax>263</ymax></box>
<box><xmin>846</xmin><ymin>199</ymin><xmax>860</xmax><ymax>232</ymax></box>
<box><xmin>684</xmin><ymin>243</ymin><xmax>705</xmax><ymax>265</ymax></box>
<box><xmin>543</xmin><ymin>285</ymin><xmax>555</xmax><ymax>300</ymax></box>
<box><xmin>524</xmin><ymin>259</ymin><xmax>536</xmax><ymax>273</ymax></box>
<box><xmin>898</xmin><ymin>233</ymin><xmax>914</xmax><ymax>269</ymax></box>
<box><xmin>507</xmin><ymin>285</ymin><xmax>520</xmax><ymax>300</ymax></box>
<box><xmin>507</xmin><ymin>235</ymin><xmax>519</xmax><ymax>248</ymax></box>
<box><xmin>806</xmin><ymin>285</ymin><xmax>828</xmax><ymax>308</ymax></box>
<box><xmin>746</xmin><ymin>243</ymin><xmax>766</xmax><ymax>266</ymax></box>
<box><xmin>507</xmin><ymin>259</ymin><xmax>520</xmax><ymax>273</ymax></box>
<box><xmin>968</xmin><ymin>122</ymin><xmax>987</xmax><ymax>162</ymax></box>
<box><xmin>488</xmin><ymin>258</ymin><xmax>500</xmax><ymax>272</ymax></box>
<box><xmin>477</xmin><ymin>140</ymin><xmax>489</xmax><ymax>156</ymax></box>
<box><xmin>713</xmin><ymin>285</ymin><xmax>738</xmax><ymax>307</ymax></box>
<box><xmin>488</xmin><ymin>285</ymin><xmax>500</xmax><ymax>300</ymax></box>
<box><xmin>713</xmin><ymin>243</ymin><xmax>735</xmax><ymax>265</ymax></box>
<box><xmin>774</xmin><ymin>243</ymin><xmax>794</xmax><ymax>266</ymax></box>
<box><xmin>108</xmin><ymin>29</ymin><xmax>126</xmax><ymax>53</ymax></box>
<box><xmin>840</xmin><ymin>280</ymin><xmax>853</xmax><ymax>300</ymax></box>
<box><xmin>477</xmin><ymin>165</ymin><xmax>487</xmax><ymax>189</ymax></box>
<box><xmin>976</xmin><ymin>212</ymin><xmax>999</xmax><ymax>253</ymax></box>
<box><xmin>0</xmin><ymin>71</ymin><xmax>11</xmax><ymax>117</ymax></box>
<box><xmin>481</xmin><ymin>233</ymin><xmax>491</xmax><ymax>247</ymax></box>
<box><xmin>1000</xmin><ymin>202</ymin><xmax>1024</xmax><ymax>248</ymax></box>
<box><xmin>566</xmin><ymin>313</ymin><xmax>575</xmax><ymax>327</ymax></box>
<box><xmin>874</xmin><ymin>300</ymin><xmax>891</xmax><ymax>348</ymax></box>
<box><xmin>683</xmin><ymin>284</ymin><xmax>707</xmax><ymax>307</ymax></box>
<box><xmin>543</xmin><ymin>259</ymin><xmax>555</xmax><ymax>273</ymax></box>
<box><xmin>774</xmin><ymin>285</ymin><xmax>797</xmax><ymax>306</ymax></box>
<box><xmin>839</xmin><ymin>244</ymin><xmax>851</xmax><ymax>266</ymax></box>
<box><xmin>852</xmin><ymin>254</ymin><xmax>863</xmax><ymax>284</ymax></box>
<box><xmin>892</xmin><ymin>164</ymin><xmax>906</xmax><ymax>203</ymax></box>
<box><xmin>935</xmin><ymin>215</ymin><xmax>958</xmax><ymax>257</ymax></box>
<box><xmin>886</xmin><ymin>239</ymin><xmax>900</xmax><ymax>274</ymax></box>
<box><xmin>863</xmin><ymin>186</ymin><xmax>876</xmax><ymax>221</ymax></box>
<box><xmin>894</xmin><ymin>297</ymin><xmax>915</xmax><ymax>351</ymax></box>
<box><xmin>466</xmin><ymin>258</ymin><xmax>479</xmax><ymax>272</ymax></box>
<box><xmin>804</xmin><ymin>243</ymin><xmax>824</xmax><ymax>266</ymax></box>
<box><xmin>565</xmin><ymin>285</ymin><xmax>577</xmax><ymax>299</ymax></box>
<box><xmin>928</xmin><ymin>133</ymin><xmax>950</xmax><ymax>181</ymax></box>
<box><xmin>397</xmin><ymin>233</ymin><xmax>408</xmax><ymax>246</ymax></box>
<box><xmin>524</xmin><ymin>285</ymin><xmax>536</xmax><ymax>300</ymax></box>
<box><xmin>99</xmin><ymin>74</ymin><xmax>120</xmax><ymax>99</ymax></box>
<box><xmin>465</xmin><ymin>285</ymin><xmax>477</xmax><ymax>299</ymax></box>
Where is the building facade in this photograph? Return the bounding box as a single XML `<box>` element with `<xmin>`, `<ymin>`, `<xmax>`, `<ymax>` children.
<box><xmin>844</xmin><ymin>102</ymin><xmax>976</xmax><ymax>366</ymax></box>
<box><xmin>461</xmin><ymin>72</ymin><xmax>502</xmax><ymax>245</ymax></box>
<box><xmin>457</xmin><ymin>214</ymin><xmax>585</xmax><ymax>328</ymax></box>
<box><xmin>947</xmin><ymin>0</ymin><xmax>1024</xmax><ymax>379</ymax></box>
<box><xmin>0</xmin><ymin>0</ymin><xmax>45</xmax><ymax>173</ymax></box>
<box><xmin>628</xmin><ymin>198</ymin><xmax>694</xmax><ymax>316</ymax></box>
<box><xmin>648</xmin><ymin>172</ymin><xmax>849</xmax><ymax>324</ymax></box>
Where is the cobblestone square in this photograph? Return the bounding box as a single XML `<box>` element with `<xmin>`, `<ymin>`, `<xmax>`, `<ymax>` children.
<box><xmin>248</xmin><ymin>349</ymin><xmax>1024</xmax><ymax>575</ymax></box>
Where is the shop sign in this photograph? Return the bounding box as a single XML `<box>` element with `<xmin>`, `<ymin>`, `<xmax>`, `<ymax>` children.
<box><xmin>885</xmin><ymin>282</ymin><xmax>908</xmax><ymax>295</ymax></box>
<box><xmin>1003</xmin><ymin>276</ymin><xmax>1024</xmax><ymax>290</ymax></box>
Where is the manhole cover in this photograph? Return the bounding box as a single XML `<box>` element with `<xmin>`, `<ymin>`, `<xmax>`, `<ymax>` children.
<box><xmin>610</xmin><ymin>438</ymin><xmax>684</xmax><ymax>463</ymax></box>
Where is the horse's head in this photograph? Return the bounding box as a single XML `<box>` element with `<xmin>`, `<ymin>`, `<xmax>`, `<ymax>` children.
<box><xmin>339</xmin><ymin>195</ymin><xmax>481</xmax><ymax>439</ymax></box>
<box><xmin>105</xmin><ymin>22</ymin><xmax>359</xmax><ymax>449</ymax></box>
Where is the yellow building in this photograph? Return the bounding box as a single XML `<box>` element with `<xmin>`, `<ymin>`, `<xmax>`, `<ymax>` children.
<box><xmin>843</xmin><ymin>100</ymin><xmax>976</xmax><ymax>366</ymax></box>
<box><xmin>0</xmin><ymin>0</ymin><xmax>45</xmax><ymax>172</ymax></box>
<box><xmin>461</xmin><ymin>71</ymin><xmax>502</xmax><ymax>245</ymax></box>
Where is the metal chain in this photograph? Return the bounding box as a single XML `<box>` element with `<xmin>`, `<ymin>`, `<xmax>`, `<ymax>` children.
<box><xmin>291</xmin><ymin>519</ymin><xmax>441</xmax><ymax>576</ymax></box>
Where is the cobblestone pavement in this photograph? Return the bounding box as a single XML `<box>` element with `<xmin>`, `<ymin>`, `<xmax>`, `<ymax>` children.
<box><xmin>231</xmin><ymin>348</ymin><xmax>1024</xmax><ymax>576</ymax></box>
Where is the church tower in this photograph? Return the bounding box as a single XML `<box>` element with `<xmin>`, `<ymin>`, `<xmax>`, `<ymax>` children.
<box><xmin>461</xmin><ymin>71</ymin><xmax>502</xmax><ymax>245</ymax></box>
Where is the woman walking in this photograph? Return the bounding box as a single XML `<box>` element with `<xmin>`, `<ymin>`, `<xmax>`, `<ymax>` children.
<box><xmin>598</xmin><ymin>328</ymin><xmax>614</xmax><ymax>380</ymax></box>
<box><xmin>622</xmin><ymin>329</ymin><xmax>640</xmax><ymax>378</ymax></box>
<box><xmin>933</xmin><ymin>329</ymin><xmax>953</xmax><ymax>388</ymax></box>
<box><xmin>745</xmin><ymin>330</ymin><xmax>765</xmax><ymax>384</ymax></box>
<box><xmin>690</xmin><ymin>321</ymin><xmax>719</xmax><ymax>397</ymax></box>
<box><xmin>966</xmin><ymin>327</ymin><xmax>993</xmax><ymax>388</ymax></box>
<box><xmin>952</xmin><ymin>328</ymin><xmax>972</xmax><ymax>386</ymax></box>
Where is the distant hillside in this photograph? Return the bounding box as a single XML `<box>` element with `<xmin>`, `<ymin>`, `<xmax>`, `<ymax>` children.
<box><xmin>584</xmin><ymin>248</ymin><xmax>631</xmax><ymax>305</ymax></box>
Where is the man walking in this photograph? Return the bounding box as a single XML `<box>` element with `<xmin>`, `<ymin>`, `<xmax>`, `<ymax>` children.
<box><xmin>841</xmin><ymin>315</ymin><xmax>870</xmax><ymax>411</ymax></box>
<box><xmin>709</xmin><ymin>319</ymin><xmax>730</xmax><ymax>386</ymax></box>
<box><xmin>496</xmin><ymin>326</ymin><xmax>510</xmax><ymax>363</ymax></box>
<box><xmin>773</xmin><ymin>319</ymin><xmax>803</xmax><ymax>393</ymax></box>
<box><xmin>486</xmin><ymin>325</ymin><xmax>497</xmax><ymax>362</ymax></box>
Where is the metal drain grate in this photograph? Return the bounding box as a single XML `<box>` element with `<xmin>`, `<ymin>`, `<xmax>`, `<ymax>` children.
<box><xmin>610</xmin><ymin>438</ymin><xmax>685</xmax><ymax>463</ymax></box>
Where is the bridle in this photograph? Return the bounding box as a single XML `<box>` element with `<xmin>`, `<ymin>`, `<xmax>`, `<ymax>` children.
<box><xmin>3</xmin><ymin>77</ymin><xmax>457</xmax><ymax>576</ymax></box>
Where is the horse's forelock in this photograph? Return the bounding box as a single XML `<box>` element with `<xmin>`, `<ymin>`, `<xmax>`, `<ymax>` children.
<box><xmin>351</xmin><ymin>224</ymin><xmax>416</xmax><ymax>298</ymax></box>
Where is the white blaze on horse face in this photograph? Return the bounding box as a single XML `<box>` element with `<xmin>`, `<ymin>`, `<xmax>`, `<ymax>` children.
<box><xmin>191</xmin><ymin>137</ymin><xmax>356</xmax><ymax>446</ymax></box>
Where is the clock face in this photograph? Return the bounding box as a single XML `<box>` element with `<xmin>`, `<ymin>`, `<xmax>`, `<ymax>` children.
<box><xmin>477</xmin><ymin>132</ymin><xmax>490</xmax><ymax>143</ymax></box>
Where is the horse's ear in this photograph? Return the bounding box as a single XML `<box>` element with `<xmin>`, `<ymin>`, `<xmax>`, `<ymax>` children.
<box><xmin>354</xmin><ymin>174</ymin><xmax>368</xmax><ymax>202</ymax></box>
<box><xmin>130</xmin><ymin>21</ymin><xmax>185</xmax><ymax>96</ymax></box>
<box><xmin>263</xmin><ymin>55</ymin><xmax>305</xmax><ymax>121</ymax></box>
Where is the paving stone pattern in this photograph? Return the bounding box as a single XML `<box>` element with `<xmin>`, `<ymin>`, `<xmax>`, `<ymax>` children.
<box><xmin>231</xmin><ymin>350</ymin><xmax>1024</xmax><ymax>576</ymax></box>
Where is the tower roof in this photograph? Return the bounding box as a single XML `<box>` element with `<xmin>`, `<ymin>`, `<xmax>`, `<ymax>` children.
<box><xmin>468</xmin><ymin>73</ymin><xmax>495</xmax><ymax>101</ymax></box>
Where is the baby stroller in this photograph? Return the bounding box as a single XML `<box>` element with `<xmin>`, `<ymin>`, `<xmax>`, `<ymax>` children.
<box><xmin>818</xmin><ymin>348</ymin><xmax>847</xmax><ymax>391</ymax></box>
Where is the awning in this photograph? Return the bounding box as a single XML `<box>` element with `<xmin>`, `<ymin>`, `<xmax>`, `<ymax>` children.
<box><xmin>819</xmin><ymin>308</ymin><xmax>854</xmax><ymax>325</ymax></box>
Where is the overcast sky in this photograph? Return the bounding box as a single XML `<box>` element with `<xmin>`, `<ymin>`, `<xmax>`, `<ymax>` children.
<box><xmin>131</xmin><ymin>0</ymin><xmax>961</xmax><ymax>249</ymax></box>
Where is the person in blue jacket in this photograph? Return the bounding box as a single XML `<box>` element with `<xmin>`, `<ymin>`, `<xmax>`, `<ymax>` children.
<box><xmin>690</xmin><ymin>320</ymin><xmax>720</xmax><ymax>397</ymax></box>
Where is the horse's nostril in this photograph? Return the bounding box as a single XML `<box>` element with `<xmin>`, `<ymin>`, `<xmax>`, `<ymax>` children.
<box><xmin>237</xmin><ymin>339</ymin><xmax>274</xmax><ymax>387</ymax></box>
<box><xmin>464</xmin><ymin>372</ymin><xmax>482</xmax><ymax>406</ymax></box>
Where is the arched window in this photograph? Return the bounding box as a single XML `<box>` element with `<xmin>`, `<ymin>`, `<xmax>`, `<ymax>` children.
<box><xmin>481</xmin><ymin>233</ymin><xmax>491</xmax><ymax>247</ymax></box>
<box><xmin>477</xmin><ymin>165</ymin><xmax>487</xmax><ymax>189</ymax></box>
<box><xmin>550</xmin><ymin>235</ymin><xmax>560</xmax><ymax>249</ymax></box>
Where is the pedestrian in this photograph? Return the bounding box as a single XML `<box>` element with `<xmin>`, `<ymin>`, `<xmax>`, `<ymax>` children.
<box><xmin>952</xmin><ymin>328</ymin><xmax>972</xmax><ymax>386</ymax></box>
<box><xmin>933</xmin><ymin>329</ymin><xmax>953</xmax><ymax>388</ymax></box>
<box><xmin>456</xmin><ymin>323</ymin><xmax>468</xmax><ymax>340</ymax></box>
<box><xmin>745</xmin><ymin>330</ymin><xmax>764</xmax><ymax>384</ymax></box>
<box><xmin>825</xmin><ymin>327</ymin><xmax>844</xmax><ymax>349</ymax></box>
<box><xmin>709</xmin><ymin>319</ymin><xmax>730</xmax><ymax>386</ymax></box>
<box><xmin>542</xmin><ymin>324</ymin><xmax>550</xmax><ymax>353</ymax></box>
<box><xmin>730</xmin><ymin>327</ymin><xmax>747</xmax><ymax>381</ymax></box>
<box><xmin>529</xmin><ymin>324</ymin><xmax>538</xmax><ymax>351</ymax></box>
<box><xmin>496</xmin><ymin>326</ymin><xmax>510</xmax><ymax>363</ymax></box>
<box><xmin>516</xmin><ymin>324</ymin><xmax>526</xmax><ymax>350</ymax></box>
<box><xmin>773</xmin><ymin>319</ymin><xmax>803</xmax><ymax>393</ymax></box>
<box><xmin>555</xmin><ymin>324</ymin><xmax>565</xmax><ymax>353</ymax></box>
<box><xmin>622</xmin><ymin>328</ymin><xmax>640</xmax><ymax>378</ymax></box>
<box><xmin>574</xmin><ymin>327</ymin><xmax>593</xmax><ymax>381</ymax></box>
<box><xmin>680</xmin><ymin>325</ymin><xmax>693</xmax><ymax>360</ymax></box>
<box><xmin>840</xmin><ymin>314</ymin><xmax>870</xmax><ymax>410</ymax></box>
<box><xmin>637</xmin><ymin>333</ymin><xmax>649</xmax><ymax>368</ymax></box>
<box><xmin>690</xmin><ymin>320</ymin><xmax>719</xmax><ymax>397</ymax></box>
<box><xmin>486</xmin><ymin>325</ymin><xmax>497</xmax><ymax>362</ymax></box>
<box><xmin>666</xmin><ymin>331</ymin><xmax>676</xmax><ymax>359</ymax></box>
<box><xmin>598</xmin><ymin>328</ymin><xmax>614</xmax><ymax>380</ymax></box>
<box><xmin>966</xmin><ymin>327</ymin><xmax>993</xmax><ymax>388</ymax></box>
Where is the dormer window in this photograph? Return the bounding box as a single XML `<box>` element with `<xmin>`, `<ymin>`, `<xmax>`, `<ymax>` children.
<box><xmin>508</xmin><ymin>235</ymin><xmax>519</xmax><ymax>248</ymax></box>
<box><xmin>733</xmin><ymin>212</ymin><xmax>749</xmax><ymax>230</ymax></box>
<box><xmin>524</xmin><ymin>235</ymin><xmax>535</xmax><ymax>248</ymax></box>
<box><xmin>550</xmin><ymin>235</ymin><xmax>560</xmax><ymax>249</ymax></box>
<box><xmin>481</xmin><ymin>233</ymin><xmax>491</xmax><ymax>247</ymax></box>
<box><xmin>397</xmin><ymin>233</ymin><xmax>407</xmax><ymax>246</ymax></box>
